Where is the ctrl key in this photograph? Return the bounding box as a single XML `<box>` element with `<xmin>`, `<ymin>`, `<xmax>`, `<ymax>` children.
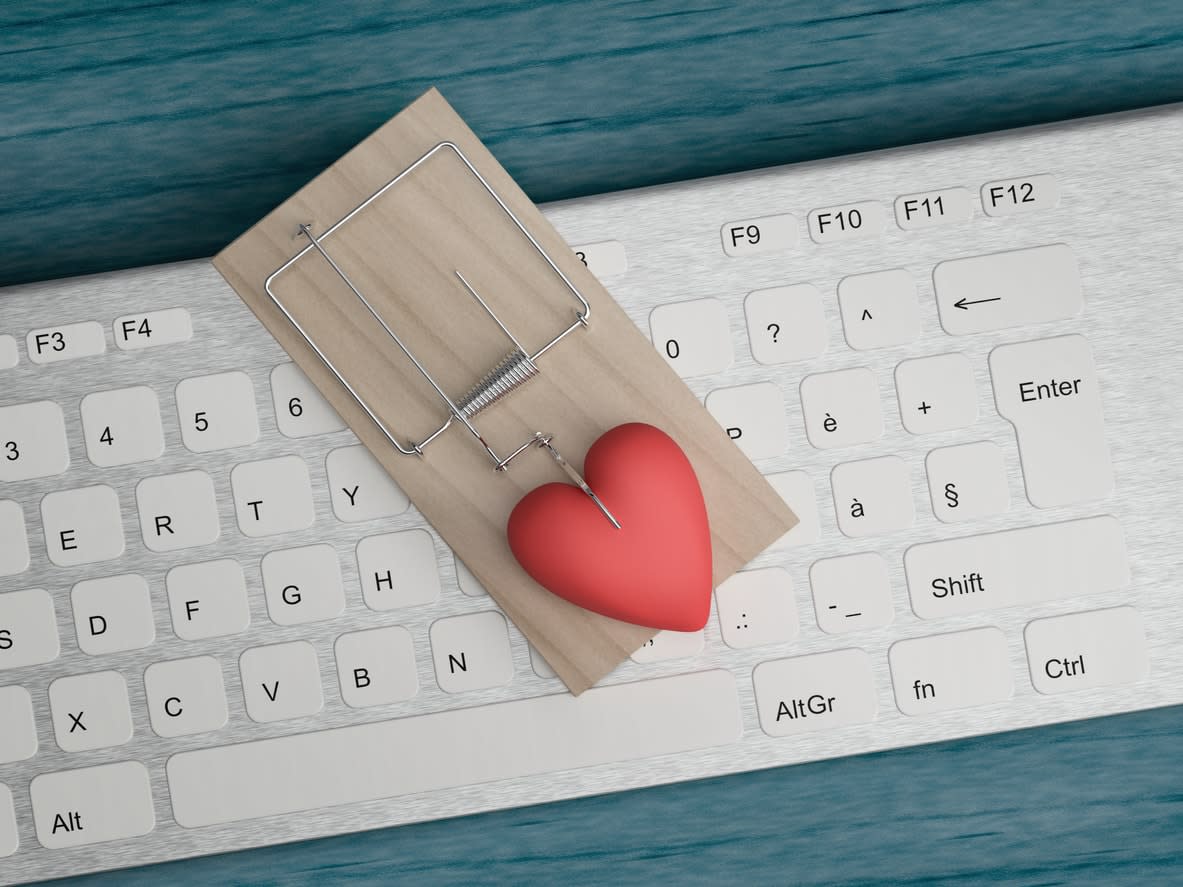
<box><xmin>1025</xmin><ymin>607</ymin><xmax>1148</xmax><ymax>695</ymax></box>
<box><xmin>31</xmin><ymin>761</ymin><xmax>154</xmax><ymax>849</ymax></box>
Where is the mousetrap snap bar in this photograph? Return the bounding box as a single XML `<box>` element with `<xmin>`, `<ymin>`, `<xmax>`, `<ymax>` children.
<box><xmin>264</xmin><ymin>141</ymin><xmax>619</xmax><ymax>526</ymax></box>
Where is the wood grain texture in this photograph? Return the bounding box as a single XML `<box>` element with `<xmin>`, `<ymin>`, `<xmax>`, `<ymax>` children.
<box><xmin>7</xmin><ymin>0</ymin><xmax>1183</xmax><ymax>884</ymax></box>
<box><xmin>212</xmin><ymin>89</ymin><xmax>795</xmax><ymax>692</ymax></box>
<box><xmin>2</xmin><ymin>0</ymin><xmax>1182</xmax><ymax>287</ymax></box>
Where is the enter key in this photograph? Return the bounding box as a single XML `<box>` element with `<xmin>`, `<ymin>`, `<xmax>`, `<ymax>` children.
<box><xmin>990</xmin><ymin>334</ymin><xmax>1114</xmax><ymax>507</ymax></box>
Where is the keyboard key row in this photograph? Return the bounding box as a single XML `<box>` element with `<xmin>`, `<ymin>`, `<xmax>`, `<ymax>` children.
<box><xmin>720</xmin><ymin>175</ymin><xmax>1059</xmax><ymax>256</ymax></box>
<box><xmin>1</xmin><ymin>511</ymin><xmax>1128</xmax><ymax>686</ymax></box>
<box><xmin>1</xmin><ymin>452</ymin><xmax>383</xmax><ymax>571</ymax></box>
<box><xmin>11</xmin><ymin>670</ymin><xmax>733</xmax><ymax>848</ymax></box>
<box><xmin>1</xmin><ymin>609</ymin><xmax>519</xmax><ymax>758</ymax></box>
<box><xmin>2</xmin><ymin>604</ymin><xmax>1146</xmax><ymax>848</ymax></box>
<box><xmin>754</xmin><ymin>605</ymin><xmax>1146</xmax><ymax>736</ymax></box>
<box><xmin>655</xmin><ymin>245</ymin><xmax>1082</xmax><ymax>377</ymax></box>
<box><xmin>16</xmin><ymin>602</ymin><xmax>1144</xmax><ymax>848</ymax></box>
<box><xmin>0</xmin><ymin>364</ymin><xmax>348</xmax><ymax>479</ymax></box>
<box><xmin>3</xmin><ymin>310</ymin><xmax>193</xmax><ymax>371</ymax></box>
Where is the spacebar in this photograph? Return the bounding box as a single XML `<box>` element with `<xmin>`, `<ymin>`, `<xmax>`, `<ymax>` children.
<box><xmin>167</xmin><ymin>670</ymin><xmax>741</xmax><ymax>828</ymax></box>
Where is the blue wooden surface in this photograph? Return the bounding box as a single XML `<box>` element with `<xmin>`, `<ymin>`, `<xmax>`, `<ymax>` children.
<box><xmin>4</xmin><ymin>1</ymin><xmax>1182</xmax><ymax>884</ymax></box>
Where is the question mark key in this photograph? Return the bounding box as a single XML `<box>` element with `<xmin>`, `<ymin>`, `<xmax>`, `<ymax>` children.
<box><xmin>744</xmin><ymin>284</ymin><xmax>828</xmax><ymax>365</ymax></box>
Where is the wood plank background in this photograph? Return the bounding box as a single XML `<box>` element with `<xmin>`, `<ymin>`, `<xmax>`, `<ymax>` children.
<box><xmin>3</xmin><ymin>1</ymin><xmax>1182</xmax><ymax>884</ymax></box>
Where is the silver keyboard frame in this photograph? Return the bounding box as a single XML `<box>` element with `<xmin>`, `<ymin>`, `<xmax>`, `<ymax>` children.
<box><xmin>1</xmin><ymin>103</ymin><xmax>1181</xmax><ymax>884</ymax></box>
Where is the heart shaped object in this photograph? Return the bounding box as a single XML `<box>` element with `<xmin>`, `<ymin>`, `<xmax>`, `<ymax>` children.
<box><xmin>507</xmin><ymin>423</ymin><xmax>712</xmax><ymax>631</ymax></box>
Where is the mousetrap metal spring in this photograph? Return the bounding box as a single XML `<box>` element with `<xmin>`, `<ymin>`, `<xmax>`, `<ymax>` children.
<box><xmin>263</xmin><ymin>141</ymin><xmax>619</xmax><ymax>527</ymax></box>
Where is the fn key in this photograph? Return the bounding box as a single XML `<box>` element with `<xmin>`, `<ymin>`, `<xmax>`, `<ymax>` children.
<box><xmin>889</xmin><ymin>627</ymin><xmax>1013</xmax><ymax>715</ymax></box>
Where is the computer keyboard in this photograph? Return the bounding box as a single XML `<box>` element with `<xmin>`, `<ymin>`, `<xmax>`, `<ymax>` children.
<box><xmin>2</xmin><ymin>103</ymin><xmax>1181</xmax><ymax>884</ymax></box>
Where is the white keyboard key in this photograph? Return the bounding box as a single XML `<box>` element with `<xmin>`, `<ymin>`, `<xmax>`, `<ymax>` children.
<box><xmin>0</xmin><ymin>500</ymin><xmax>29</xmax><ymax>577</ymax></box>
<box><xmin>754</xmin><ymin>649</ymin><xmax>877</xmax><ymax>737</ymax></box>
<box><xmin>136</xmin><ymin>470</ymin><xmax>220</xmax><ymax>552</ymax></box>
<box><xmin>0</xmin><ymin>589</ymin><xmax>59</xmax><ymax>670</ymax></box>
<box><xmin>893</xmin><ymin>187</ymin><xmax>973</xmax><ymax>230</ymax></box>
<box><xmin>933</xmin><ymin>244</ymin><xmax>1081</xmax><ymax>335</ymax></box>
<box><xmin>176</xmin><ymin>370</ymin><xmax>260</xmax><ymax>452</ymax></box>
<box><xmin>1024</xmin><ymin>607</ymin><xmax>1148</xmax><ymax>695</ymax></box>
<box><xmin>889</xmin><ymin>627</ymin><xmax>1012</xmax><ymax>715</ymax></box>
<box><xmin>335</xmin><ymin>626</ymin><xmax>419</xmax><ymax>708</ymax></box>
<box><xmin>631</xmin><ymin>629</ymin><xmax>705</xmax><ymax>663</ymax></box>
<box><xmin>144</xmin><ymin>656</ymin><xmax>229</xmax><ymax>738</ymax></box>
<box><xmin>80</xmin><ymin>386</ymin><xmax>165</xmax><ymax>467</ymax></box>
<box><xmin>455</xmin><ymin>558</ymin><xmax>488</xmax><ymax>597</ymax></box>
<box><xmin>719</xmin><ymin>215</ymin><xmax>794</xmax><ymax>256</ymax></box>
<box><xmin>49</xmin><ymin>670</ymin><xmax>133</xmax><ymax>751</ymax></box>
<box><xmin>0</xmin><ymin>400</ymin><xmax>69</xmax><ymax>482</ymax></box>
<box><xmin>240</xmin><ymin>641</ymin><xmax>323</xmax><ymax>723</ymax></box>
<box><xmin>113</xmin><ymin>308</ymin><xmax>192</xmax><ymax>350</ymax></box>
<box><xmin>744</xmin><ymin>284</ymin><xmax>827</xmax><ymax>365</ymax></box>
<box><xmin>0</xmin><ymin>783</ymin><xmax>14</xmax><ymax>857</ymax></box>
<box><xmin>231</xmin><ymin>455</ymin><xmax>315</xmax><ymax>537</ymax></box>
<box><xmin>831</xmin><ymin>455</ymin><xmax>914</xmax><ymax>537</ymax></box>
<box><xmin>705</xmin><ymin>382</ymin><xmax>789</xmax><ymax>460</ymax></box>
<box><xmin>800</xmin><ymin>367</ymin><xmax>883</xmax><ymax>449</ymax></box>
<box><xmin>715</xmin><ymin>567</ymin><xmax>798</xmax><ymax>649</ymax></box>
<box><xmin>357</xmin><ymin>529</ymin><xmax>441</xmax><ymax>611</ymax></box>
<box><xmin>904</xmin><ymin>516</ymin><xmax>1128</xmax><ymax>619</ymax></box>
<box><xmin>529</xmin><ymin>644</ymin><xmax>557</xmax><ymax>679</ymax></box>
<box><xmin>990</xmin><ymin>335</ymin><xmax>1112</xmax><ymax>507</ymax></box>
<box><xmin>26</xmin><ymin>321</ymin><xmax>105</xmax><ymax>365</ymax></box>
<box><xmin>261</xmin><ymin>543</ymin><xmax>346</xmax><ymax>626</ymax></box>
<box><xmin>837</xmin><ymin>269</ymin><xmax>920</xmax><ymax>350</ymax></box>
<box><xmin>0</xmin><ymin>686</ymin><xmax>37</xmax><ymax>763</ymax></box>
<box><xmin>71</xmin><ymin>574</ymin><xmax>155</xmax><ymax>655</ymax></box>
<box><xmin>31</xmin><ymin>761</ymin><xmax>154</xmax><ymax>849</ymax></box>
<box><xmin>649</xmin><ymin>298</ymin><xmax>733</xmax><ymax>378</ymax></box>
<box><xmin>980</xmin><ymin>174</ymin><xmax>1060</xmax><ymax>217</ymax></box>
<box><xmin>168</xmin><ymin>670</ymin><xmax>740</xmax><ymax>828</ymax></box>
<box><xmin>42</xmin><ymin>485</ymin><xmax>125</xmax><ymax>566</ymax></box>
<box><xmin>721</xmin><ymin>214</ymin><xmax>799</xmax><ymax>256</ymax></box>
<box><xmin>809</xmin><ymin>553</ymin><xmax>894</xmax><ymax>633</ymax></box>
<box><xmin>572</xmin><ymin>240</ymin><xmax>628</xmax><ymax>277</ymax></box>
<box><xmin>326</xmin><ymin>444</ymin><xmax>409</xmax><ymax>522</ymax></box>
<box><xmin>167</xmin><ymin>559</ymin><xmax>250</xmax><ymax>640</ymax></box>
<box><xmin>926</xmin><ymin>441</ymin><xmax>1009</xmax><ymax>522</ymax></box>
<box><xmin>0</xmin><ymin>335</ymin><xmax>17</xmax><ymax>369</ymax></box>
<box><xmin>894</xmin><ymin>353</ymin><xmax>978</xmax><ymax>434</ymax></box>
<box><xmin>766</xmin><ymin>471</ymin><xmax>820</xmax><ymax>549</ymax></box>
<box><xmin>807</xmin><ymin>200</ymin><xmax>886</xmax><ymax>244</ymax></box>
<box><xmin>271</xmin><ymin>362</ymin><xmax>346</xmax><ymax>438</ymax></box>
<box><xmin>430</xmin><ymin>611</ymin><xmax>514</xmax><ymax>694</ymax></box>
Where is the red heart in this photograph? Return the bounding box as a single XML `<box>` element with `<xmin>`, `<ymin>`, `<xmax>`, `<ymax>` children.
<box><xmin>507</xmin><ymin>423</ymin><xmax>712</xmax><ymax>631</ymax></box>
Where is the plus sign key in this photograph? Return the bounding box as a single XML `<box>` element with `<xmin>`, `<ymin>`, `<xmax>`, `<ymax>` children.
<box><xmin>894</xmin><ymin>353</ymin><xmax>977</xmax><ymax>434</ymax></box>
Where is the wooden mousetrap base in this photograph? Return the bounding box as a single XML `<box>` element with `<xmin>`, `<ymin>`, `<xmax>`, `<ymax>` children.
<box><xmin>213</xmin><ymin>89</ymin><xmax>797</xmax><ymax>694</ymax></box>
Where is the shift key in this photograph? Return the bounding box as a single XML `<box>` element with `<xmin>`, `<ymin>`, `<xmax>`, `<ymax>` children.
<box><xmin>990</xmin><ymin>334</ymin><xmax>1113</xmax><ymax>507</ymax></box>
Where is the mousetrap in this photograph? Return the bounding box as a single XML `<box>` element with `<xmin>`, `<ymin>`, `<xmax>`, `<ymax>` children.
<box><xmin>213</xmin><ymin>89</ymin><xmax>797</xmax><ymax>693</ymax></box>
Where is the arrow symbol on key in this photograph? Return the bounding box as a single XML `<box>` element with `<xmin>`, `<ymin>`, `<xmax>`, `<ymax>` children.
<box><xmin>953</xmin><ymin>296</ymin><xmax>1002</xmax><ymax>310</ymax></box>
